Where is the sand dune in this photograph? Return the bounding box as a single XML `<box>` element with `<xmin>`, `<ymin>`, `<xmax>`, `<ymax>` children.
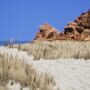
<box><xmin>0</xmin><ymin>46</ymin><xmax>90</xmax><ymax>90</ymax></box>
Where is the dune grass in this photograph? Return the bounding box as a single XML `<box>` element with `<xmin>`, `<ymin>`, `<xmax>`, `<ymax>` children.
<box><xmin>0</xmin><ymin>47</ymin><xmax>56</xmax><ymax>90</ymax></box>
<box><xmin>11</xmin><ymin>40</ymin><xmax>90</xmax><ymax>60</ymax></box>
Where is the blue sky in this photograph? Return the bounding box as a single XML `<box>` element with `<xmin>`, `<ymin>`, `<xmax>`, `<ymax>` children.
<box><xmin>0</xmin><ymin>0</ymin><xmax>90</xmax><ymax>41</ymax></box>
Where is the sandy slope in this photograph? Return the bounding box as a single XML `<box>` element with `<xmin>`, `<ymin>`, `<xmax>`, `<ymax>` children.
<box><xmin>0</xmin><ymin>47</ymin><xmax>90</xmax><ymax>90</ymax></box>
<box><xmin>31</xmin><ymin>59</ymin><xmax>90</xmax><ymax>90</ymax></box>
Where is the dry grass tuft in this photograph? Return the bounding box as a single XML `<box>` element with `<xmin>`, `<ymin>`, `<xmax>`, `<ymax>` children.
<box><xmin>0</xmin><ymin>47</ymin><xmax>57</xmax><ymax>90</ymax></box>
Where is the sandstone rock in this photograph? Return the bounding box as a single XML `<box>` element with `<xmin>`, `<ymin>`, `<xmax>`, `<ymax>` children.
<box><xmin>64</xmin><ymin>9</ymin><xmax>90</xmax><ymax>41</ymax></box>
<box><xmin>34</xmin><ymin>23</ymin><xmax>64</xmax><ymax>41</ymax></box>
<box><xmin>34</xmin><ymin>9</ymin><xmax>90</xmax><ymax>41</ymax></box>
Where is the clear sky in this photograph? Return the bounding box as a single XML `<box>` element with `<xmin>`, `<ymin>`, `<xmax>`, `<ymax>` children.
<box><xmin>0</xmin><ymin>0</ymin><xmax>90</xmax><ymax>41</ymax></box>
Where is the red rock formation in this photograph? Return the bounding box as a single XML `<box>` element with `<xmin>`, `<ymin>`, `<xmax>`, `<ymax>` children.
<box><xmin>34</xmin><ymin>23</ymin><xmax>65</xmax><ymax>41</ymax></box>
<box><xmin>64</xmin><ymin>9</ymin><xmax>90</xmax><ymax>41</ymax></box>
<box><xmin>34</xmin><ymin>9</ymin><xmax>90</xmax><ymax>41</ymax></box>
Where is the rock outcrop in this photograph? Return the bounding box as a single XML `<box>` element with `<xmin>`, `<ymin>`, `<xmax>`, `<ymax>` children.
<box><xmin>34</xmin><ymin>23</ymin><xmax>65</xmax><ymax>41</ymax></box>
<box><xmin>34</xmin><ymin>9</ymin><xmax>90</xmax><ymax>41</ymax></box>
<box><xmin>64</xmin><ymin>9</ymin><xmax>90</xmax><ymax>41</ymax></box>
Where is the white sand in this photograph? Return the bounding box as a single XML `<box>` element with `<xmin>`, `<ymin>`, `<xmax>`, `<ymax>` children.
<box><xmin>31</xmin><ymin>59</ymin><xmax>90</xmax><ymax>90</ymax></box>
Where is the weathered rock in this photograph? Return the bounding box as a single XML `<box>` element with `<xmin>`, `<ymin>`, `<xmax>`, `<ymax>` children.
<box><xmin>34</xmin><ymin>9</ymin><xmax>90</xmax><ymax>41</ymax></box>
<box><xmin>64</xmin><ymin>9</ymin><xmax>90</xmax><ymax>41</ymax></box>
<box><xmin>34</xmin><ymin>23</ymin><xmax>64</xmax><ymax>41</ymax></box>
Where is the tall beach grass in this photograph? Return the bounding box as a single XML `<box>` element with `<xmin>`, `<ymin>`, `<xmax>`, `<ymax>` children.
<box><xmin>0</xmin><ymin>47</ymin><xmax>57</xmax><ymax>90</ymax></box>
<box><xmin>11</xmin><ymin>40</ymin><xmax>90</xmax><ymax>59</ymax></box>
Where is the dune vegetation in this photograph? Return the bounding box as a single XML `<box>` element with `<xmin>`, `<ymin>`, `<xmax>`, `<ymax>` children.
<box><xmin>10</xmin><ymin>41</ymin><xmax>90</xmax><ymax>60</ymax></box>
<box><xmin>0</xmin><ymin>47</ymin><xmax>56</xmax><ymax>90</ymax></box>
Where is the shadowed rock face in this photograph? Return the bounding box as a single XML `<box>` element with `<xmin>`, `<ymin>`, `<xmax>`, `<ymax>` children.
<box><xmin>34</xmin><ymin>9</ymin><xmax>90</xmax><ymax>41</ymax></box>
